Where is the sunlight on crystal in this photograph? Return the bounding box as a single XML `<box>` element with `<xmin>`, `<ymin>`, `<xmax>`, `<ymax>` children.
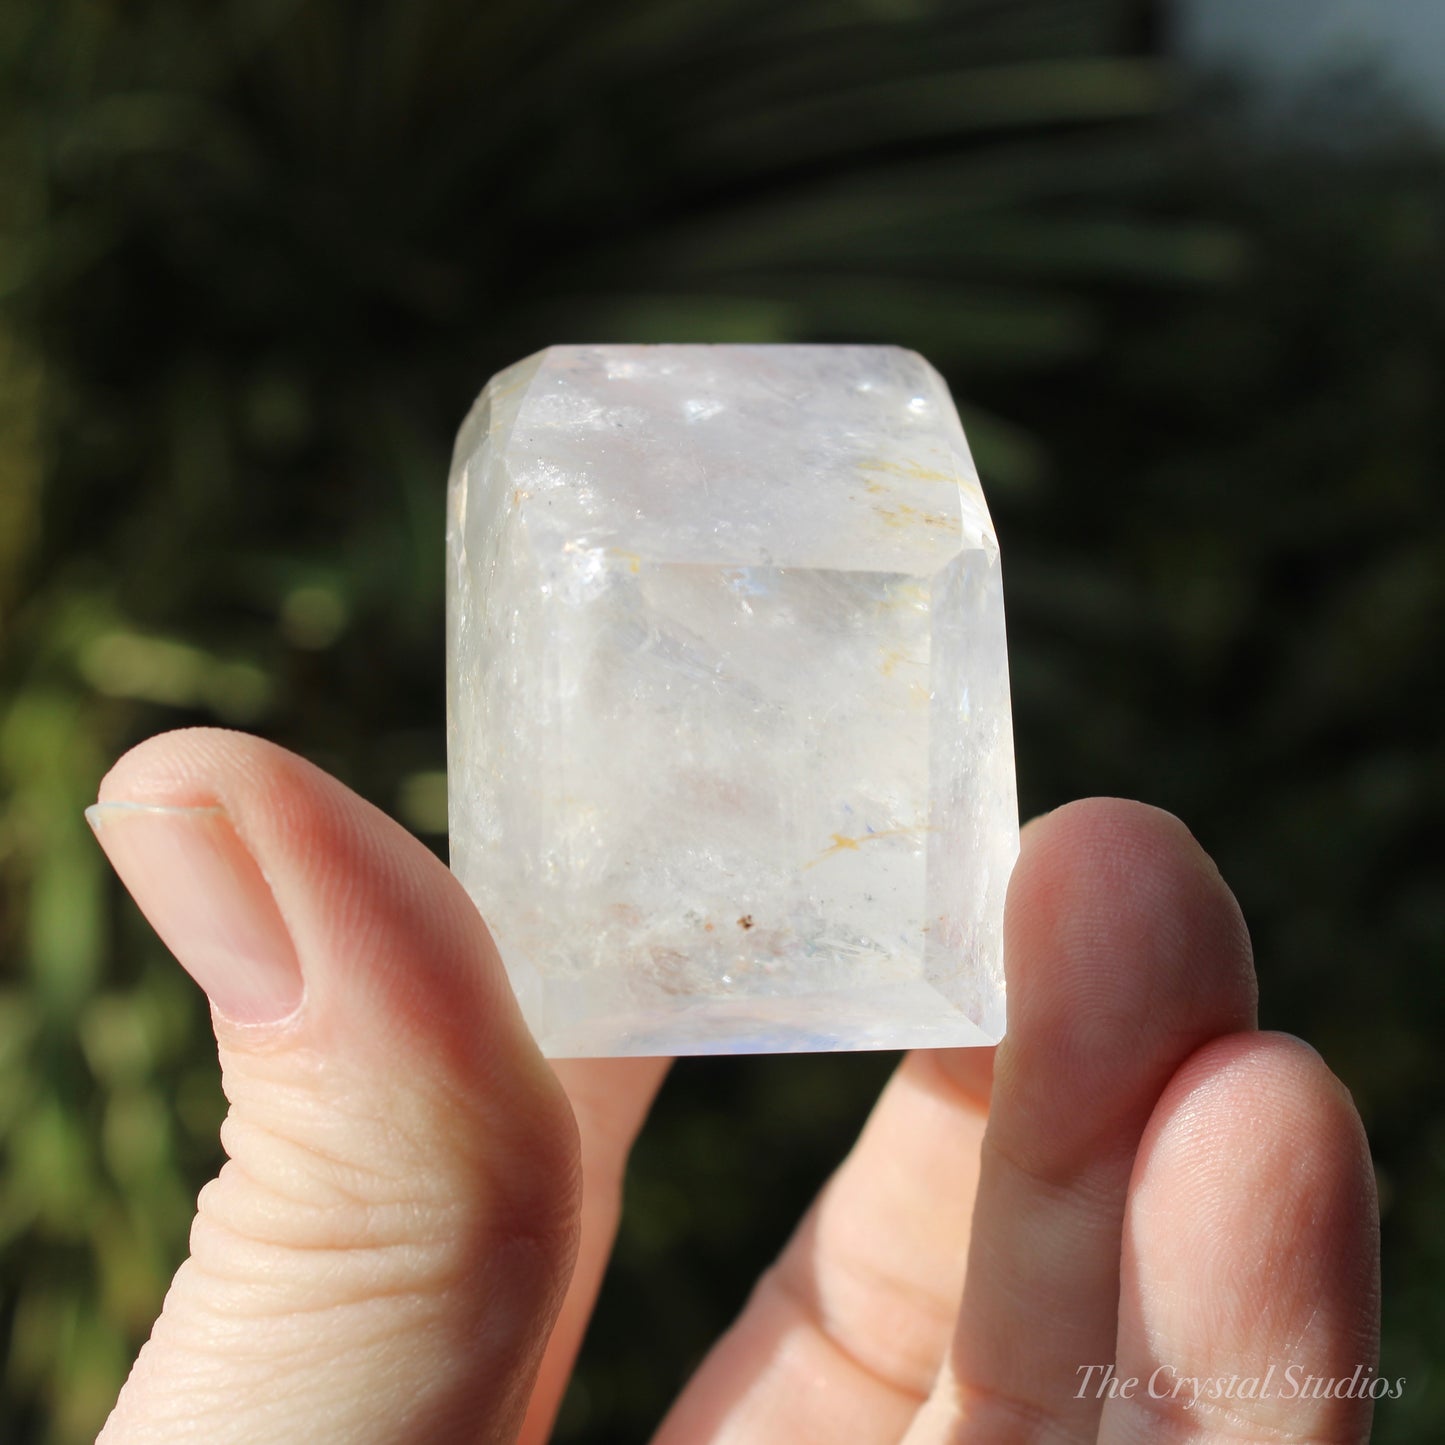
<box><xmin>447</xmin><ymin>344</ymin><xmax>1018</xmax><ymax>1057</ymax></box>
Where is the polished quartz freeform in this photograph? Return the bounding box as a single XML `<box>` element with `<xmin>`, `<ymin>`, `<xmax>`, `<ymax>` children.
<box><xmin>446</xmin><ymin>344</ymin><xmax>1018</xmax><ymax>1057</ymax></box>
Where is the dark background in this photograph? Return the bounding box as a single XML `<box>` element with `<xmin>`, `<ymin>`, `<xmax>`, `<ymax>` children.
<box><xmin>1</xmin><ymin>2</ymin><xmax>1441</xmax><ymax>1440</ymax></box>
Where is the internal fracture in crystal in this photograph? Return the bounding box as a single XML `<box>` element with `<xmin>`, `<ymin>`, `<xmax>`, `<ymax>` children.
<box><xmin>446</xmin><ymin>344</ymin><xmax>1018</xmax><ymax>1056</ymax></box>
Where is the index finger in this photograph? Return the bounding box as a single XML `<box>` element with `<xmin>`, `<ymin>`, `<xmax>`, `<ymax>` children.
<box><xmin>905</xmin><ymin>798</ymin><xmax>1260</xmax><ymax>1442</ymax></box>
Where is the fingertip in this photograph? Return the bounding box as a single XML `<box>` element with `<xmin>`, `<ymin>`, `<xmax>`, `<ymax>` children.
<box><xmin>1148</xmin><ymin>1030</ymin><xmax>1372</xmax><ymax>1169</ymax></box>
<box><xmin>96</xmin><ymin>726</ymin><xmax>277</xmax><ymax>808</ymax></box>
<box><xmin>1004</xmin><ymin>797</ymin><xmax>1256</xmax><ymax>1027</ymax></box>
<box><xmin>1007</xmin><ymin>798</ymin><xmax>1192</xmax><ymax>939</ymax></box>
<box><xmin>1010</xmin><ymin>796</ymin><xmax>1210</xmax><ymax>904</ymax></box>
<box><xmin>1137</xmin><ymin>1030</ymin><xmax>1378</xmax><ymax>1259</ymax></box>
<box><xmin>1125</xmin><ymin>1030</ymin><xmax>1381</xmax><ymax>1410</ymax></box>
<box><xmin>93</xmin><ymin>727</ymin><xmax>564</xmax><ymax>1134</ymax></box>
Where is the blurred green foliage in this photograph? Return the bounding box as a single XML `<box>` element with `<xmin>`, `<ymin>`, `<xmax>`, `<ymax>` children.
<box><xmin>1</xmin><ymin>1</ymin><xmax>1441</xmax><ymax>1440</ymax></box>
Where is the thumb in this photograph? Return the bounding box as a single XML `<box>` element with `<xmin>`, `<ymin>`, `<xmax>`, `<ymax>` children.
<box><xmin>86</xmin><ymin>728</ymin><xmax>580</xmax><ymax>1445</ymax></box>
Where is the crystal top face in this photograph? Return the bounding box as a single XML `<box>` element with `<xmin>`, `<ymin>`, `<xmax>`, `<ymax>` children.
<box><xmin>447</xmin><ymin>344</ymin><xmax>1018</xmax><ymax>1057</ymax></box>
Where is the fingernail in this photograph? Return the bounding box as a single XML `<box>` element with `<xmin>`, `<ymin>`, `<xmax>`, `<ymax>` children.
<box><xmin>86</xmin><ymin>801</ymin><xmax>304</xmax><ymax>1024</ymax></box>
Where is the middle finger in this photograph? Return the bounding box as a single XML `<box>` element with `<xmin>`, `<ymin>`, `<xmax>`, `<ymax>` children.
<box><xmin>649</xmin><ymin>1031</ymin><xmax>995</xmax><ymax>1444</ymax></box>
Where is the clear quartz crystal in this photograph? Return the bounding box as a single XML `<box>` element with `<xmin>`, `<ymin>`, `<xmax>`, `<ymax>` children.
<box><xmin>447</xmin><ymin>344</ymin><xmax>1017</xmax><ymax>1057</ymax></box>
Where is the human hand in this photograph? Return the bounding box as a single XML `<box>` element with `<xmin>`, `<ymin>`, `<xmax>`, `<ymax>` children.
<box><xmin>88</xmin><ymin>728</ymin><xmax>1379</xmax><ymax>1444</ymax></box>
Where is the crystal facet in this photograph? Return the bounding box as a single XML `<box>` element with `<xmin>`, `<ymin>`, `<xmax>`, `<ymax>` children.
<box><xmin>446</xmin><ymin>344</ymin><xmax>1017</xmax><ymax>1057</ymax></box>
